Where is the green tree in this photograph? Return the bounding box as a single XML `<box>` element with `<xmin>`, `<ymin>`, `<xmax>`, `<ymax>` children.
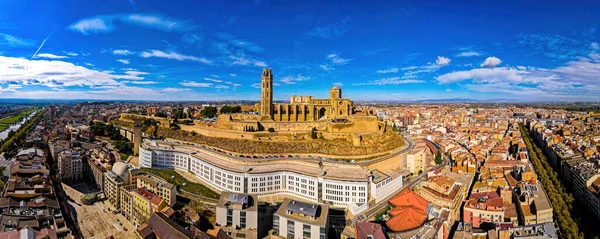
<box><xmin>268</xmin><ymin>127</ymin><xmax>275</xmax><ymax>132</ymax></box>
<box><xmin>200</xmin><ymin>107</ymin><xmax>218</xmax><ymax>118</ymax></box>
<box><xmin>169</xmin><ymin>122</ymin><xmax>181</xmax><ymax>130</ymax></box>
<box><xmin>155</xmin><ymin>112</ymin><xmax>167</xmax><ymax>118</ymax></box>
<box><xmin>219</xmin><ymin>106</ymin><xmax>232</xmax><ymax>114</ymax></box>
<box><xmin>191</xmin><ymin>131</ymin><xmax>197</xmax><ymax>136</ymax></box>
<box><xmin>113</xmin><ymin>140</ymin><xmax>133</xmax><ymax>154</ymax></box>
<box><xmin>435</xmin><ymin>151</ymin><xmax>443</xmax><ymax>165</ymax></box>
<box><xmin>173</xmin><ymin>110</ymin><xmax>185</xmax><ymax>120</ymax></box>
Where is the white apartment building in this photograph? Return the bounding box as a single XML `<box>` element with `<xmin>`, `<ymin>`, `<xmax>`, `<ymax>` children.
<box><xmin>139</xmin><ymin>140</ymin><xmax>400</xmax><ymax>214</ymax></box>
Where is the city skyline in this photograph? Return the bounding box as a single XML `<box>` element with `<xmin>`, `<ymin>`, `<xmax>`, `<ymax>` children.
<box><xmin>1</xmin><ymin>0</ymin><xmax>599</xmax><ymax>101</ymax></box>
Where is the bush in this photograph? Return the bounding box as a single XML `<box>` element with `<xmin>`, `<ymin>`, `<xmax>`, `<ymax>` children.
<box><xmin>268</xmin><ymin>127</ymin><xmax>275</xmax><ymax>132</ymax></box>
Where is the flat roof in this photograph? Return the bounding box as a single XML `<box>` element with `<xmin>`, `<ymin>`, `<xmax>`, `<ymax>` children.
<box><xmin>143</xmin><ymin>140</ymin><xmax>370</xmax><ymax>181</ymax></box>
<box><xmin>275</xmin><ymin>198</ymin><xmax>329</xmax><ymax>227</ymax></box>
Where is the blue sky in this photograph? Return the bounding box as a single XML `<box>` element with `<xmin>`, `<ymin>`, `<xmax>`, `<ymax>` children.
<box><xmin>0</xmin><ymin>0</ymin><xmax>599</xmax><ymax>101</ymax></box>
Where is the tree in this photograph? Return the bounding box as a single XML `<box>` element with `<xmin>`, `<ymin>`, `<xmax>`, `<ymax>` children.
<box><xmin>219</xmin><ymin>106</ymin><xmax>232</xmax><ymax>114</ymax></box>
<box><xmin>173</xmin><ymin>110</ymin><xmax>185</xmax><ymax>120</ymax></box>
<box><xmin>219</xmin><ymin>105</ymin><xmax>242</xmax><ymax>114</ymax></box>
<box><xmin>435</xmin><ymin>151</ymin><xmax>443</xmax><ymax>165</ymax></box>
<box><xmin>418</xmin><ymin>169</ymin><xmax>423</xmax><ymax>175</ymax></box>
<box><xmin>169</xmin><ymin>122</ymin><xmax>180</xmax><ymax>130</ymax></box>
<box><xmin>268</xmin><ymin>127</ymin><xmax>275</xmax><ymax>132</ymax></box>
<box><xmin>155</xmin><ymin>112</ymin><xmax>167</xmax><ymax>118</ymax></box>
<box><xmin>200</xmin><ymin>107</ymin><xmax>218</xmax><ymax>118</ymax></box>
<box><xmin>112</xmin><ymin>140</ymin><xmax>133</xmax><ymax>153</ymax></box>
<box><xmin>191</xmin><ymin>131</ymin><xmax>197</xmax><ymax>136</ymax></box>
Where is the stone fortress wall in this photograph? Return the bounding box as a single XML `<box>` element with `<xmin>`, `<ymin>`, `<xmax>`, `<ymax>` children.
<box><xmin>115</xmin><ymin>68</ymin><xmax>405</xmax><ymax>159</ymax></box>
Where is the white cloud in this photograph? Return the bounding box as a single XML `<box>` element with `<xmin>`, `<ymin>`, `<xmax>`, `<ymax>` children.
<box><xmin>436</xmin><ymin>67</ymin><xmax>520</xmax><ymax>84</ymax></box>
<box><xmin>117</xmin><ymin>59</ymin><xmax>130</xmax><ymax>64</ymax></box>
<box><xmin>355</xmin><ymin>77</ymin><xmax>424</xmax><ymax>85</ymax></box>
<box><xmin>215</xmin><ymin>85</ymin><xmax>230</xmax><ymax>89</ymax></box>
<box><xmin>69</xmin><ymin>14</ymin><xmax>196</xmax><ymax>35</ymax></box>
<box><xmin>481</xmin><ymin>56</ymin><xmax>502</xmax><ymax>67</ymax></box>
<box><xmin>128</xmin><ymin>81</ymin><xmax>158</xmax><ymax>85</ymax></box>
<box><xmin>592</xmin><ymin>42</ymin><xmax>600</xmax><ymax>50</ymax></box>
<box><xmin>320</xmin><ymin>64</ymin><xmax>334</xmax><ymax>71</ymax></box>
<box><xmin>160</xmin><ymin>87</ymin><xmax>191</xmax><ymax>93</ymax></box>
<box><xmin>455</xmin><ymin>51</ymin><xmax>481</xmax><ymax>57</ymax></box>
<box><xmin>229</xmin><ymin>55</ymin><xmax>266</xmax><ymax>67</ymax></box>
<box><xmin>69</xmin><ymin>17</ymin><xmax>114</xmax><ymax>35</ymax></box>
<box><xmin>180</xmin><ymin>81</ymin><xmax>213</xmax><ymax>87</ymax></box>
<box><xmin>34</xmin><ymin>53</ymin><xmax>68</xmax><ymax>59</ymax></box>
<box><xmin>65</xmin><ymin>52</ymin><xmax>79</xmax><ymax>56</ymax></box>
<box><xmin>204</xmin><ymin>78</ymin><xmax>222</xmax><ymax>83</ymax></box>
<box><xmin>251</xmin><ymin>83</ymin><xmax>261</xmax><ymax>88</ymax></box>
<box><xmin>446</xmin><ymin>89</ymin><xmax>453</xmax><ymax>92</ymax></box>
<box><xmin>0</xmin><ymin>56</ymin><xmax>119</xmax><ymax>87</ymax></box>
<box><xmin>112</xmin><ymin>70</ymin><xmax>149</xmax><ymax>80</ymax></box>
<box><xmin>254</xmin><ymin>61</ymin><xmax>267</xmax><ymax>67</ymax></box>
<box><xmin>327</xmin><ymin>53</ymin><xmax>352</xmax><ymax>64</ymax></box>
<box><xmin>125</xmin><ymin>14</ymin><xmax>193</xmax><ymax>31</ymax></box>
<box><xmin>230</xmin><ymin>73</ymin><xmax>236</xmax><ymax>77</ymax></box>
<box><xmin>435</xmin><ymin>54</ymin><xmax>600</xmax><ymax>99</ymax></box>
<box><xmin>333</xmin><ymin>82</ymin><xmax>343</xmax><ymax>87</ymax></box>
<box><xmin>0</xmin><ymin>33</ymin><xmax>35</xmax><ymax>48</ymax></box>
<box><xmin>113</xmin><ymin>49</ymin><xmax>134</xmax><ymax>55</ymax></box>
<box><xmin>280</xmin><ymin>75</ymin><xmax>311</xmax><ymax>84</ymax></box>
<box><xmin>376</xmin><ymin>67</ymin><xmax>399</xmax><ymax>74</ymax></box>
<box><xmin>140</xmin><ymin>50</ymin><xmax>212</xmax><ymax>64</ymax></box>
<box><xmin>435</xmin><ymin>56</ymin><xmax>451</xmax><ymax>66</ymax></box>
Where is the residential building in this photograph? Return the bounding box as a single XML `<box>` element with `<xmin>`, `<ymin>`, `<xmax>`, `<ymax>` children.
<box><xmin>273</xmin><ymin>199</ymin><xmax>329</xmax><ymax>239</ymax></box>
<box><xmin>57</xmin><ymin>150</ymin><xmax>84</xmax><ymax>182</ymax></box>
<box><xmin>216</xmin><ymin>192</ymin><xmax>266</xmax><ymax>239</ymax></box>
<box><xmin>463</xmin><ymin>192</ymin><xmax>506</xmax><ymax>228</ymax></box>
<box><xmin>136</xmin><ymin>174</ymin><xmax>177</xmax><ymax>207</ymax></box>
<box><xmin>514</xmin><ymin>183</ymin><xmax>553</xmax><ymax>225</ymax></box>
<box><xmin>132</xmin><ymin>188</ymin><xmax>168</xmax><ymax>227</ymax></box>
<box><xmin>406</xmin><ymin>139</ymin><xmax>433</xmax><ymax>174</ymax></box>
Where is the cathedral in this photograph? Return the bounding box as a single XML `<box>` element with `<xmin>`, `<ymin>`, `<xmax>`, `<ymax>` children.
<box><xmin>257</xmin><ymin>68</ymin><xmax>354</xmax><ymax>121</ymax></box>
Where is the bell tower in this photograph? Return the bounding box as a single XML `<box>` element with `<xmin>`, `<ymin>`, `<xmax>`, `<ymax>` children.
<box><xmin>330</xmin><ymin>86</ymin><xmax>341</xmax><ymax>99</ymax></box>
<box><xmin>261</xmin><ymin>68</ymin><xmax>273</xmax><ymax>117</ymax></box>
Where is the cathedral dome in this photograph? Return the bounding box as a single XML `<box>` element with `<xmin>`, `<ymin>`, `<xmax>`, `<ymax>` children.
<box><xmin>112</xmin><ymin>161</ymin><xmax>131</xmax><ymax>183</ymax></box>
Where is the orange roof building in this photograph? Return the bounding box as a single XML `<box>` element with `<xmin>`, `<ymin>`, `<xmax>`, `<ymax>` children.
<box><xmin>386</xmin><ymin>189</ymin><xmax>429</xmax><ymax>232</ymax></box>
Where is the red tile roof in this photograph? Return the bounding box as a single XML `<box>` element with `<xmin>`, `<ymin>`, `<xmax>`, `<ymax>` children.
<box><xmin>386</xmin><ymin>189</ymin><xmax>428</xmax><ymax>232</ymax></box>
<box><xmin>355</xmin><ymin>222</ymin><xmax>386</xmax><ymax>239</ymax></box>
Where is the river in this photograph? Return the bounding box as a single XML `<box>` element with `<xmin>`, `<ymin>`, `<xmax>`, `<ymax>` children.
<box><xmin>0</xmin><ymin>110</ymin><xmax>38</xmax><ymax>141</ymax></box>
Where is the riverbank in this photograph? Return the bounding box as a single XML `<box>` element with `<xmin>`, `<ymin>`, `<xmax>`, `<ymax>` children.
<box><xmin>0</xmin><ymin>107</ymin><xmax>38</xmax><ymax>139</ymax></box>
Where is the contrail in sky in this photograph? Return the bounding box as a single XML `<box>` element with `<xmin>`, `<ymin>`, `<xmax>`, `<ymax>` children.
<box><xmin>31</xmin><ymin>24</ymin><xmax>61</xmax><ymax>60</ymax></box>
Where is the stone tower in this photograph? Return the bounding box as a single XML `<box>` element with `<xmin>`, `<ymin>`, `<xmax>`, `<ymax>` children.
<box><xmin>261</xmin><ymin>68</ymin><xmax>273</xmax><ymax>117</ymax></box>
<box><xmin>330</xmin><ymin>86</ymin><xmax>342</xmax><ymax>99</ymax></box>
<box><xmin>133</xmin><ymin>119</ymin><xmax>142</xmax><ymax>155</ymax></box>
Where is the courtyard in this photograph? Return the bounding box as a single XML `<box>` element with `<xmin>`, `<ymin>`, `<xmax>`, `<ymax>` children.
<box><xmin>62</xmin><ymin>183</ymin><xmax>137</xmax><ymax>239</ymax></box>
